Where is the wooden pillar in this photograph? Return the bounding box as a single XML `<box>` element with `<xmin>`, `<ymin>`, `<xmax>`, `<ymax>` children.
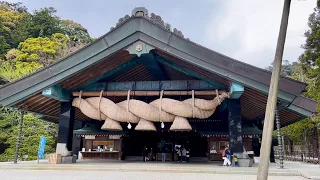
<box><xmin>72</xmin><ymin>120</ymin><xmax>83</xmax><ymax>157</ymax></box>
<box><xmin>56</xmin><ymin>101</ymin><xmax>75</xmax><ymax>156</ymax></box>
<box><xmin>228</xmin><ymin>99</ymin><xmax>243</xmax><ymax>153</ymax></box>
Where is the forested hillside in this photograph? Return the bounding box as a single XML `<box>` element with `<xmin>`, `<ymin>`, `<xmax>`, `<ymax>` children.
<box><xmin>0</xmin><ymin>1</ymin><xmax>93</xmax><ymax>161</ymax></box>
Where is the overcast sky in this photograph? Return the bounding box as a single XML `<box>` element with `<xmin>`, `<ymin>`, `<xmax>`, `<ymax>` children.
<box><xmin>7</xmin><ymin>0</ymin><xmax>317</xmax><ymax>68</ymax></box>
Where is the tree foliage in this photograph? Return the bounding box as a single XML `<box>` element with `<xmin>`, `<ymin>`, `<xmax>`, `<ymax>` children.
<box><xmin>0</xmin><ymin>2</ymin><xmax>30</xmax><ymax>58</ymax></box>
<box><xmin>60</xmin><ymin>20</ymin><xmax>93</xmax><ymax>43</ymax></box>
<box><xmin>29</xmin><ymin>7</ymin><xmax>62</xmax><ymax>38</ymax></box>
<box><xmin>299</xmin><ymin>2</ymin><xmax>320</xmax><ymax>107</ymax></box>
<box><xmin>265</xmin><ymin>60</ymin><xmax>298</xmax><ymax>77</ymax></box>
<box><xmin>266</xmin><ymin>1</ymin><xmax>320</xmax><ymax>148</ymax></box>
<box><xmin>0</xmin><ymin>1</ymin><xmax>93</xmax><ymax>162</ymax></box>
<box><xmin>0</xmin><ymin>110</ymin><xmax>57</xmax><ymax>161</ymax></box>
<box><xmin>0</xmin><ymin>33</ymin><xmax>69</xmax><ymax>82</ymax></box>
<box><xmin>0</xmin><ymin>2</ymin><xmax>92</xmax><ymax>59</ymax></box>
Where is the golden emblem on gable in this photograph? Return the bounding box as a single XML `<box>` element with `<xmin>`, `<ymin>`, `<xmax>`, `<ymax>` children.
<box><xmin>136</xmin><ymin>44</ymin><xmax>143</xmax><ymax>52</ymax></box>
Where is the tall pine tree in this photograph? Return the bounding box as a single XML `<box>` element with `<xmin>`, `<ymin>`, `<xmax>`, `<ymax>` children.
<box><xmin>298</xmin><ymin>0</ymin><xmax>320</xmax><ymax>160</ymax></box>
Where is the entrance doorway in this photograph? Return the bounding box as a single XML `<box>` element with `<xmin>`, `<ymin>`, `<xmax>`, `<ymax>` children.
<box><xmin>122</xmin><ymin>131</ymin><xmax>208</xmax><ymax>161</ymax></box>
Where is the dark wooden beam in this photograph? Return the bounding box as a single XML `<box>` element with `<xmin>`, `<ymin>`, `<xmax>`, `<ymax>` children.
<box><xmin>140</xmin><ymin>52</ymin><xmax>168</xmax><ymax>80</ymax></box>
<box><xmin>155</xmin><ymin>55</ymin><xmax>228</xmax><ymax>90</ymax></box>
<box><xmin>81</xmin><ymin>80</ymin><xmax>223</xmax><ymax>92</ymax></box>
<box><xmin>73</xmin><ymin>90</ymin><xmax>227</xmax><ymax>97</ymax></box>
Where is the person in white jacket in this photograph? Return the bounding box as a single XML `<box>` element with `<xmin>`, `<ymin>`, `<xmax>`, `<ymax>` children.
<box><xmin>222</xmin><ymin>147</ymin><xmax>231</xmax><ymax>166</ymax></box>
<box><xmin>182</xmin><ymin>147</ymin><xmax>187</xmax><ymax>162</ymax></box>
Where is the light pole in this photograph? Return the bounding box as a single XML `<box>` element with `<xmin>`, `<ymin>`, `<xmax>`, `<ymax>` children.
<box><xmin>257</xmin><ymin>0</ymin><xmax>291</xmax><ymax>179</ymax></box>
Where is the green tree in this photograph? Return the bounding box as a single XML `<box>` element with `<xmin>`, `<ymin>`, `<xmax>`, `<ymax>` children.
<box><xmin>0</xmin><ymin>2</ymin><xmax>94</xmax><ymax>162</ymax></box>
<box><xmin>0</xmin><ymin>112</ymin><xmax>57</xmax><ymax>161</ymax></box>
<box><xmin>277</xmin><ymin>1</ymin><xmax>320</xmax><ymax>157</ymax></box>
<box><xmin>0</xmin><ymin>33</ymin><xmax>69</xmax><ymax>82</ymax></box>
<box><xmin>265</xmin><ymin>60</ymin><xmax>297</xmax><ymax>77</ymax></box>
<box><xmin>0</xmin><ymin>1</ymin><xmax>28</xmax><ymax>13</ymax></box>
<box><xmin>0</xmin><ymin>36</ymin><xmax>9</xmax><ymax>58</ymax></box>
<box><xmin>60</xmin><ymin>20</ymin><xmax>93</xmax><ymax>43</ymax></box>
<box><xmin>0</xmin><ymin>1</ymin><xmax>31</xmax><ymax>57</ymax></box>
<box><xmin>29</xmin><ymin>7</ymin><xmax>62</xmax><ymax>37</ymax></box>
<box><xmin>299</xmin><ymin>1</ymin><xmax>320</xmax><ymax>105</ymax></box>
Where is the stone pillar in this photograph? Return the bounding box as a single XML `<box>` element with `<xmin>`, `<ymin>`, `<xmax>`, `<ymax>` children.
<box><xmin>228</xmin><ymin>99</ymin><xmax>243</xmax><ymax>153</ymax></box>
<box><xmin>56</xmin><ymin>101</ymin><xmax>75</xmax><ymax>156</ymax></box>
<box><xmin>72</xmin><ymin>120</ymin><xmax>83</xmax><ymax>157</ymax></box>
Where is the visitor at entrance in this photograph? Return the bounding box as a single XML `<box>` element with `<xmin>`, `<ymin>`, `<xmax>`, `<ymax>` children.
<box><xmin>161</xmin><ymin>141</ymin><xmax>167</xmax><ymax>162</ymax></box>
<box><xmin>162</xmin><ymin>149</ymin><xmax>166</xmax><ymax>162</ymax></box>
<box><xmin>176</xmin><ymin>146</ymin><xmax>181</xmax><ymax>162</ymax></box>
<box><xmin>186</xmin><ymin>148</ymin><xmax>190</xmax><ymax>162</ymax></box>
<box><xmin>150</xmin><ymin>148</ymin><xmax>155</xmax><ymax>161</ymax></box>
<box><xmin>222</xmin><ymin>147</ymin><xmax>231</xmax><ymax>166</ymax></box>
<box><xmin>181</xmin><ymin>146</ymin><xmax>187</xmax><ymax>162</ymax></box>
<box><xmin>142</xmin><ymin>146</ymin><xmax>148</xmax><ymax>162</ymax></box>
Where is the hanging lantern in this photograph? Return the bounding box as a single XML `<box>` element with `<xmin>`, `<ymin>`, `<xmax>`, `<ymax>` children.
<box><xmin>161</xmin><ymin>122</ymin><xmax>165</xmax><ymax>129</ymax></box>
<box><xmin>127</xmin><ymin>122</ymin><xmax>132</xmax><ymax>129</ymax></box>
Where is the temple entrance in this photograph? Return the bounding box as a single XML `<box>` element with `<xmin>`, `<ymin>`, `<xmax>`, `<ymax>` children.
<box><xmin>122</xmin><ymin>131</ymin><xmax>208</xmax><ymax>161</ymax></box>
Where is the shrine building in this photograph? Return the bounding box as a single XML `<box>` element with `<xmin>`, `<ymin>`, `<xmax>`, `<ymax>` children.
<box><xmin>0</xmin><ymin>7</ymin><xmax>317</xmax><ymax>164</ymax></box>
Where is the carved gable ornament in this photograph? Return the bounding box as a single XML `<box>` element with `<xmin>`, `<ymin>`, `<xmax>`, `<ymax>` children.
<box><xmin>110</xmin><ymin>7</ymin><xmax>187</xmax><ymax>39</ymax></box>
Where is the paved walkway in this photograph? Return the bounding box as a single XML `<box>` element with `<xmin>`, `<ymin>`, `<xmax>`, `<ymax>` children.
<box><xmin>0</xmin><ymin>160</ymin><xmax>319</xmax><ymax>179</ymax></box>
<box><xmin>0</xmin><ymin>169</ymin><xmax>306</xmax><ymax>180</ymax></box>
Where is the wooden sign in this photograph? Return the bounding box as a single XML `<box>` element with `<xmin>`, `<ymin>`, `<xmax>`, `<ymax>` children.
<box><xmin>109</xmin><ymin>135</ymin><xmax>121</xmax><ymax>139</ymax></box>
<box><xmin>85</xmin><ymin>135</ymin><xmax>95</xmax><ymax>139</ymax></box>
<box><xmin>93</xmin><ymin>141</ymin><xmax>114</xmax><ymax>146</ymax></box>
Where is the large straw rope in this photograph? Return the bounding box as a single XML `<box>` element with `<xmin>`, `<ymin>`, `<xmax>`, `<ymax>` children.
<box><xmin>72</xmin><ymin>91</ymin><xmax>229</xmax><ymax>123</ymax></box>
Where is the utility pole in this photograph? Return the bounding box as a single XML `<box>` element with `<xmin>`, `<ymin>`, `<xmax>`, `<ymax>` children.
<box><xmin>257</xmin><ymin>0</ymin><xmax>291</xmax><ymax>179</ymax></box>
<box><xmin>14</xmin><ymin>110</ymin><xmax>24</xmax><ymax>164</ymax></box>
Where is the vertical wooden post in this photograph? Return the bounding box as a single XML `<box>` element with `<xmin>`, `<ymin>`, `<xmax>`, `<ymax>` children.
<box><xmin>14</xmin><ymin>110</ymin><xmax>24</xmax><ymax>164</ymax></box>
<box><xmin>257</xmin><ymin>0</ymin><xmax>291</xmax><ymax>179</ymax></box>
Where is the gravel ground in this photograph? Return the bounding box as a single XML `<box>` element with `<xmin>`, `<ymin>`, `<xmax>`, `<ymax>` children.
<box><xmin>0</xmin><ymin>169</ymin><xmax>306</xmax><ymax>180</ymax></box>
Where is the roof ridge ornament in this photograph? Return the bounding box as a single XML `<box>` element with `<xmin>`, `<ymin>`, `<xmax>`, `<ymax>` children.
<box><xmin>132</xmin><ymin>7</ymin><xmax>149</xmax><ymax>17</ymax></box>
<box><xmin>110</xmin><ymin>7</ymin><xmax>186</xmax><ymax>39</ymax></box>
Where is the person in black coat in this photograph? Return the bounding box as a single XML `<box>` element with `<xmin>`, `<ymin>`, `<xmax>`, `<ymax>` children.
<box><xmin>142</xmin><ymin>146</ymin><xmax>148</xmax><ymax>162</ymax></box>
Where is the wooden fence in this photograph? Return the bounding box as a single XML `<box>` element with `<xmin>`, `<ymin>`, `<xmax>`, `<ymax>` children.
<box><xmin>275</xmin><ymin>150</ymin><xmax>319</xmax><ymax>164</ymax></box>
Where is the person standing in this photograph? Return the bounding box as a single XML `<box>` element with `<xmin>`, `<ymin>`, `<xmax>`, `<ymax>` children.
<box><xmin>186</xmin><ymin>148</ymin><xmax>190</xmax><ymax>162</ymax></box>
<box><xmin>150</xmin><ymin>148</ymin><xmax>155</xmax><ymax>161</ymax></box>
<box><xmin>222</xmin><ymin>147</ymin><xmax>231</xmax><ymax>166</ymax></box>
<box><xmin>182</xmin><ymin>146</ymin><xmax>187</xmax><ymax>162</ymax></box>
<box><xmin>162</xmin><ymin>142</ymin><xmax>167</xmax><ymax>162</ymax></box>
<box><xmin>177</xmin><ymin>147</ymin><xmax>181</xmax><ymax>162</ymax></box>
<box><xmin>162</xmin><ymin>147</ymin><xmax>166</xmax><ymax>162</ymax></box>
<box><xmin>142</xmin><ymin>146</ymin><xmax>148</xmax><ymax>162</ymax></box>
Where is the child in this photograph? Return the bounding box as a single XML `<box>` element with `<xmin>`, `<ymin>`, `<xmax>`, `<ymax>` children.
<box><xmin>234</xmin><ymin>155</ymin><xmax>239</xmax><ymax>167</ymax></box>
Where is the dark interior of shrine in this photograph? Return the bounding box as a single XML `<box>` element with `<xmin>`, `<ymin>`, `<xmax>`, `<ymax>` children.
<box><xmin>84</xmin><ymin>106</ymin><xmax>231</xmax><ymax>158</ymax></box>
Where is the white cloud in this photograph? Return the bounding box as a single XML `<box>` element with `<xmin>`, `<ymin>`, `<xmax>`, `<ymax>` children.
<box><xmin>204</xmin><ymin>0</ymin><xmax>316</xmax><ymax>68</ymax></box>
